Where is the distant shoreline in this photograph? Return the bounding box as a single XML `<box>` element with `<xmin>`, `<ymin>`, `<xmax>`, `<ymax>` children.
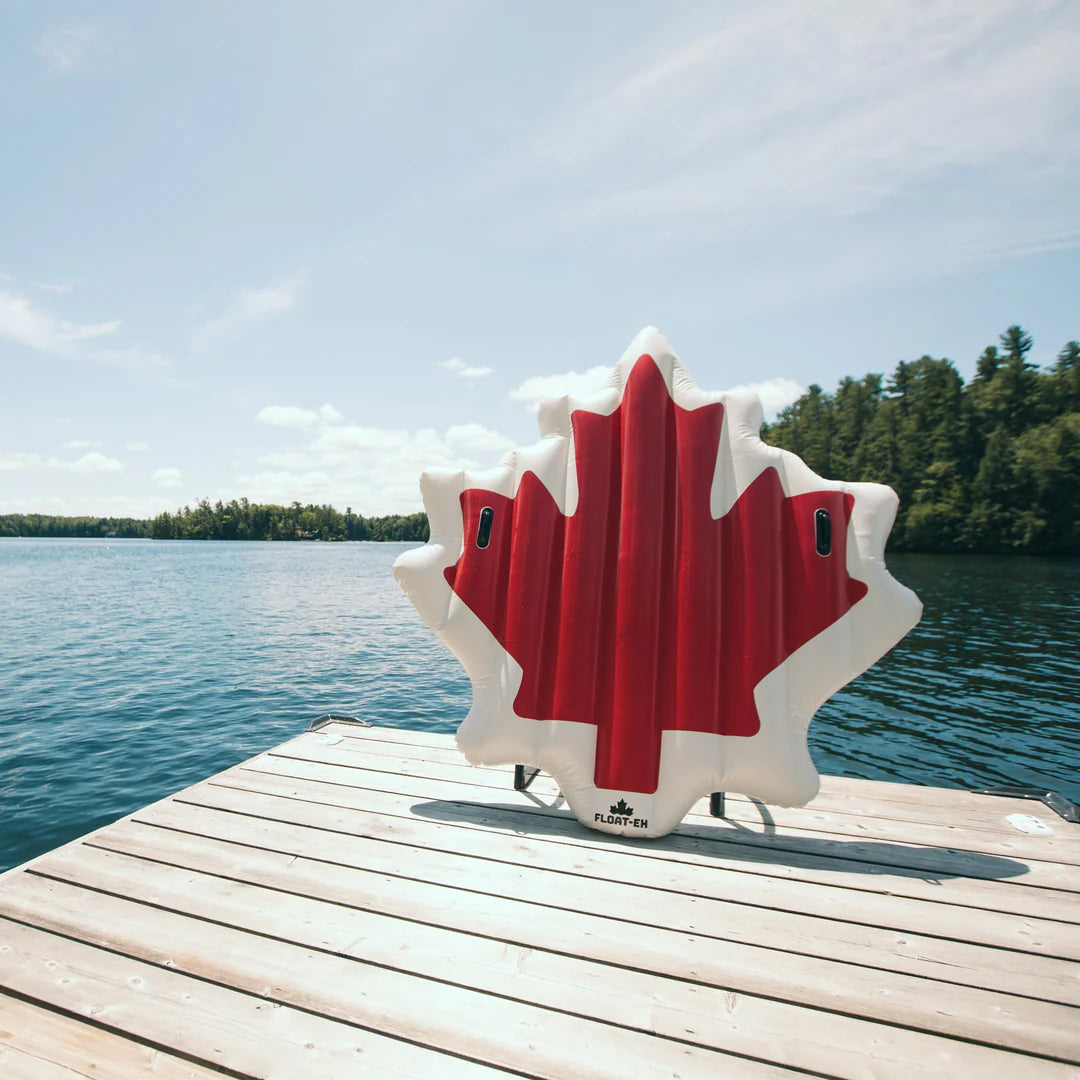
<box><xmin>0</xmin><ymin>502</ymin><xmax>429</xmax><ymax>543</ymax></box>
<box><xmin>0</xmin><ymin>534</ymin><xmax>420</xmax><ymax>543</ymax></box>
<box><xmin>3</xmin><ymin>509</ymin><xmax>1076</xmax><ymax>556</ymax></box>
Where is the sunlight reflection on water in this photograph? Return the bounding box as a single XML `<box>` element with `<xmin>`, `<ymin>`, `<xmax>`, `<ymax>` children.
<box><xmin>1</xmin><ymin>539</ymin><xmax>1077</xmax><ymax>871</ymax></box>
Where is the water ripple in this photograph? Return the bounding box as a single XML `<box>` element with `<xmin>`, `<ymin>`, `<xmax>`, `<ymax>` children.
<box><xmin>1</xmin><ymin>540</ymin><xmax>1077</xmax><ymax>872</ymax></box>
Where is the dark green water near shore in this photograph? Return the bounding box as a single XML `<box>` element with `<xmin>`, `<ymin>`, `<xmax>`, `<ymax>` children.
<box><xmin>1</xmin><ymin>539</ymin><xmax>1077</xmax><ymax>872</ymax></box>
<box><xmin>819</xmin><ymin>552</ymin><xmax>1079</xmax><ymax>796</ymax></box>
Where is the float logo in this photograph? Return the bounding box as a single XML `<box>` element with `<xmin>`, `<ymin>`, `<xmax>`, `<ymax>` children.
<box><xmin>595</xmin><ymin>798</ymin><xmax>648</xmax><ymax>829</ymax></box>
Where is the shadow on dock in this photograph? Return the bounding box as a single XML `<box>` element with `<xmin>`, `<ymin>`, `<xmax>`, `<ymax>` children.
<box><xmin>408</xmin><ymin>796</ymin><xmax>1031</xmax><ymax>882</ymax></box>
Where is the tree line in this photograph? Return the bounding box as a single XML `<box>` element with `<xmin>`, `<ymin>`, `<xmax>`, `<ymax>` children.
<box><xmin>761</xmin><ymin>325</ymin><xmax>1079</xmax><ymax>554</ymax></box>
<box><xmin>4</xmin><ymin>323</ymin><xmax>1076</xmax><ymax>554</ymax></box>
<box><xmin>0</xmin><ymin>500</ymin><xmax>430</xmax><ymax>543</ymax></box>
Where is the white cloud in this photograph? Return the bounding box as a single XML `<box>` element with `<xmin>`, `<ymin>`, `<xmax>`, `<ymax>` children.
<box><xmin>314</xmin><ymin>424</ymin><xmax>403</xmax><ymax>454</ymax></box>
<box><xmin>63</xmin><ymin>452</ymin><xmax>123</xmax><ymax>474</ymax></box>
<box><xmin>36</xmin><ymin>22</ymin><xmax>105</xmax><ymax>72</ymax></box>
<box><xmin>479</xmin><ymin>0</ymin><xmax>1080</xmax><ymax>277</ymax></box>
<box><xmin>152</xmin><ymin>467</ymin><xmax>184</xmax><ymax>489</ymax></box>
<box><xmin>444</xmin><ymin>423</ymin><xmax>517</xmax><ymax>455</ymax></box>
<box><xmin>61</xmin><ymin>439</ymin><xmax>100</xmax><ymax>450</ymax></box>
<box><xmin>0</xmin><ymin>287</ymin><xmax>164</xmax><ymax>371</ymax></box>
<box><xmin>256</xmin><ymin>402</ymin><xmax>344</xmax><ymax>431</ymax></box>
<box><xmin>0</xmin><ymin>493</ymin><xmax>182</xmax><ymax>518</ymax></box>
<box><xmin>246</xmin><ymin>406</ymin><xmax>516</xmax><ymax>514</ymax></box>
<box><xmin>0</xmin><ymin>450</ymin><xmax>122</xmax><ymax>474</ymax></box>
<box><xmin>195</xmin><ymin>275</ymin><xmax>304</xmax><ymax>352</ymax></box>
<box><xmin>232</xmin><ymin>470</ymin><xmax>334</xmax><ymax>502</ymax></box>
<box><xmin>0</xmin><ymin>452</ymin><xmax>43</xmax><ymax>472</ymax></box>
<box><xmin>125</xmin><ymin>441</ymin><xmax>149</xmax><ymax>452</ymax></box>
<box><xmin>257</xmin><ymin>405</ymin><xmax>321</xmax><ymax>429</ymax></box>
<box><xmin>255</xmin><ymin>451</ymin><xmax>317</xmax><ymax>470</ymax></box>
<box><xmin>440</xmin><ymin>356</ymin><xmax>494</xmax><ymax>379</ymax></box>
<box><xmin>33</xmin><ymin>280</ymin><xmax>80</xmax><ymax>294</ymax></box>
<box><xmin>509</xmin><ymin>365</ymin><xmax>611</xmax><ymax>412</ymax></box>
<box><xmin>0</xmin><ymin>289</ymin><xmax>120</xmax><ymax>351</ymax></box>
<box><xmin>236</xmin><ymin>282</ymin><xmax>297</xmax><ymax>319</ymax></box>
<box><xmin>257</xmin><ymin>405</ymin><xmax>319</xmax><ymax>429</ymax></box>
<box><xmin>0</xmin><ymin>495</ymin><xmax>65</xmax><ymax>514</ymax></box>
<box><xmin>727</xmin><ymin>377</ymin><xmax>807</xmax><ymax>418</ymax></box>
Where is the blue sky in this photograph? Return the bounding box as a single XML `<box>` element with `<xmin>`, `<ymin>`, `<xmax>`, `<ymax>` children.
<box><xmin>2</xmin><ymin>0</ymin><xmax>1078</xmax><ymax>517</ymax></box>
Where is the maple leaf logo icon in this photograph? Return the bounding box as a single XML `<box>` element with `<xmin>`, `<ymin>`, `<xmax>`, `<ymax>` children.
<box><xmin>395</xmin><ymin>328</ymin><xmax>922</xmax><ymax>838</ymax></box>
<box><xmin>610</xmin><ymin>799</ymin><xmax>634</xmax><ymax>817</ymax></box>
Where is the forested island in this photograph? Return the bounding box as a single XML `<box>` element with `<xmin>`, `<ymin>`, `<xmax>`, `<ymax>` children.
<box><xmin>762</xmin><ymin>325</ymin><xmax>1078</xmax><ymax>554</ymax></box>
<box><xmin>0</xmin><ymin>503</ymin><xmax>429</xmax><ymax>542</ymax></box>
<box><xmin>3</xmin><ymin>325</ymin><xmax>1076</xmax><ymax>553</ymax></box>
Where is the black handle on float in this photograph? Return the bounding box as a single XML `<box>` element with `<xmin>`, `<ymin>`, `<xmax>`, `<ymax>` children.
<box><xmin>476</xmin><ymin>506</ymin><xmax>494</xmax><ymax>549</ymax></box>
<box><xmin>815</xmin><ymin>508</ymin><xmax>832</xmax><ymax>556</ymax></box>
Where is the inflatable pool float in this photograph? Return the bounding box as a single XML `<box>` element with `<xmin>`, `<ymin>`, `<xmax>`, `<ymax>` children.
<box><xmin>395</xmin><ymin>327</ymin><xmax>922</xmax><ymax>838</ymax></box>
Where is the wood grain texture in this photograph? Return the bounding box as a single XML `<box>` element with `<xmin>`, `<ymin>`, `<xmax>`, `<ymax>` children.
<box><xmin>1</xmin><ymin>724</ymin><xmax>1078</xmax><ymax>1079</ymax></box>
<box><xmin>259</xmin><ymin>740</ymin><xmax>1080</xmax><ymax>871</ymax></box>
<box><xmin>0</xmin><ymin>991</ymin><xmax>226</xmax><ymax>1079</ymax></box>
<box><xmin>314</xmin><ymin>724</ymin><xmax>1080</xmax><ymax>852</ymax></box>
<box><xmin>192</xmin><ymin>761</ymin><xmax>1080</xmax><ymax>922</ymax></box>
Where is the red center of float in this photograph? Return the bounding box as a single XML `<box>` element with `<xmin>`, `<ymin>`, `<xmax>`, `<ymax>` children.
<box><xmin>445</xmin><ymin>355</ymin><xmax>867</xmax><ymax>795</ymax></box>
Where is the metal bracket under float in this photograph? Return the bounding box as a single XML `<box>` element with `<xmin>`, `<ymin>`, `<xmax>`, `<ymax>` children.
<box><xmin>974</xmin><ymin>785</ymin><xmax>1079</xmax><ymax>824</ymax></box>
<box><xmin>513</xmin><ymin>765</ymin><xmax>728</xmax><ymax>819</ymax></box>
<box><xmin>308</xmin><ymin>713</ymin><xmax>373</xmax><ymax>732</ymax></box>
<box><xmin>513</xmin><ymin>765</ymin><xmax>541</xmax><ymax>791</ymax></box>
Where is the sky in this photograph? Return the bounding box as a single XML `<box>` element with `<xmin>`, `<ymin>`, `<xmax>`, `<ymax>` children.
<box><xmin>2</xmin><ymin>0</ymin><xmax>1078</xmax><ymax>519</ymax></box>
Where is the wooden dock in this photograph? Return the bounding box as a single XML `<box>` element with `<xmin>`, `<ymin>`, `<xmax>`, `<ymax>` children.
<box><xmin>1</xmin><ymin>720</ymin><xmax>1078</xmax><ymax>1079</ymax></box>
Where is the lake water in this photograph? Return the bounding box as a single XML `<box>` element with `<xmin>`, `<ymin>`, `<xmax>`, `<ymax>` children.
<box><xmin>1</xmin><ymin>538</ymin><xmax>1077</xmax><ymax>872</ymax></box>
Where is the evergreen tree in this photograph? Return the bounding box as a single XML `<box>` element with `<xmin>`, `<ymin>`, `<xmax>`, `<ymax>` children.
<box><xmin>1048</xmin><ymin>341</ymin><xmax>1080</xmax><ymax>416</ymax></box>
<box><xmin>1</xmin><ymin>504</ymin><xmax>430</xmax><ymax>543</ymax></box>
<box><xmin>762</xmin><ymin>323</ymin><xmax>1078</xmax><ymax>554</ymax></box>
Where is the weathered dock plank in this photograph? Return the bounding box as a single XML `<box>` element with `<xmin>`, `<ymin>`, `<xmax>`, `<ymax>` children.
<box><xmin>251</xmin><ymin>741</ymin><xmax>1080</xmax><ymax>871</ymax></box>
<box><xmin>1</xmin><ymin>722</ymin><xmax>1078</xmax><ymax>1078</ymax></box>
<box><xmin>302</xmin><ymin>725</ymin><xmax>1080</xmax><ymax>851</ymax></box>
<box><xmin>288</xmin><ymin>729</ymin><xmax>1080</xmax><ymax>858</ymax></box>
<box><xmin>197</xmin><ymin>756</ymin><xmax>1080</xmax><ymax>919</ymax></box>
<box><xmin>83</xmin><ymin>807</ymin><xmax>1079</xmax><ymax>1003</ymax></box>
<box><xmin>0</xmin><ymin>990</ymin><xmax>225</xmax><ymax>1079</ymax></box>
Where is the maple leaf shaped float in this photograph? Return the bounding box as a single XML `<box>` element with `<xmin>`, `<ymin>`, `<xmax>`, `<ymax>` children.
<box><xmin>395</xmin><ymin>328</ymin><xmax>922</xmax><ymax>838</ymax></box>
